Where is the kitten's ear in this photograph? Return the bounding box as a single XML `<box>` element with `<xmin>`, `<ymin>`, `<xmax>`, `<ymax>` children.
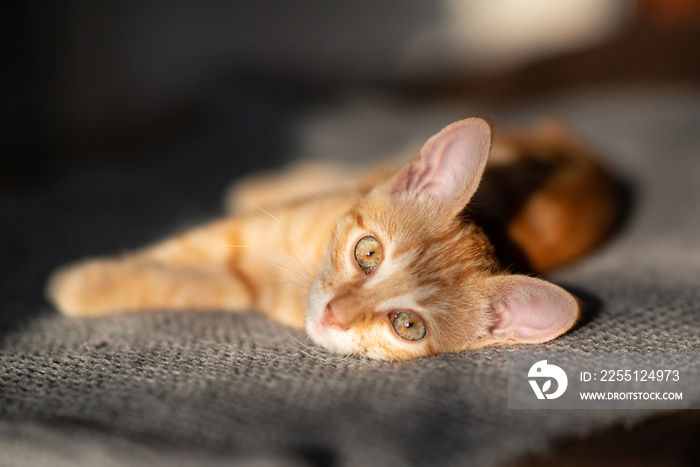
<box><xmin>472</xmin><ymin>275</ymin><xmax>580</xmax><ymax>348</ymax></box>
<box><xmin>387</xmin><ymin>117</ymin><xmax>492</xmax><ymax>208</ymax></box>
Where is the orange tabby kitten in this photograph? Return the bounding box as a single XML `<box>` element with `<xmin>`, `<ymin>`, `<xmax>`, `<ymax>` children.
<box><xmin>47</xmin><ymin>118</ymin><xmax>620</xmax><ymax>361</ymax></box>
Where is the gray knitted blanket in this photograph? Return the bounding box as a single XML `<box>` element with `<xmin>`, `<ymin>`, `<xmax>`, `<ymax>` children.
<box><xmin>1</xmin><ymin>87</ymin><xmax>699</xmax><ymax>466</ymax></box>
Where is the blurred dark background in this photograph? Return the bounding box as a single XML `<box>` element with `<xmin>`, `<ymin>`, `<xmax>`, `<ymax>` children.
<box><xmin>4</xmin><ymin>0</ymin><xmax>700</xmax><ymax>192</ymax></box>
<box><xmin>2</xmin><ymin>2</ymin><xmax>700</xmax><ymax>466</ymax></box>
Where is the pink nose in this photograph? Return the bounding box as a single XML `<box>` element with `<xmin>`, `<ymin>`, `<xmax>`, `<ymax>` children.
<box><xmin>321</xmin><ymin>302</ymin><xmax>347</xmax><ymax>331</ymax></box>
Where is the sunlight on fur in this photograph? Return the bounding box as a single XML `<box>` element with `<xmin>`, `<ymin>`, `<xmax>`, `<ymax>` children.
<box><xmin>47</xmin><ymin>117</ymin><xmax>620</xmax><ymax>361</ymax></box>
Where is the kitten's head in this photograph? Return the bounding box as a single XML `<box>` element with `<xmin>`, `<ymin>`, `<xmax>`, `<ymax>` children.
<box><xmin>306</xmin><ymin>118</ymin><xmax>580</xmax><ymax>361</ymax></box>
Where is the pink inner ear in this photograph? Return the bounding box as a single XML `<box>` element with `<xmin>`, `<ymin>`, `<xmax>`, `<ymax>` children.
<box><xmin>488</xmin><ymin>275</ymin><xmax>580</xmax><ymax>344</ymax></box>
<box><xmin>391</xmin><ymin>118</ymin><xmax>492</xmax><ymax>204</ymax></box>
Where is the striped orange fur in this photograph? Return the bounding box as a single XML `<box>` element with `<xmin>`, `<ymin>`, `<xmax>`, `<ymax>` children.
<box><xmin>47</xmin><ymin>118</ymin><xmax>620</xmax><ymax>360</ymax></box>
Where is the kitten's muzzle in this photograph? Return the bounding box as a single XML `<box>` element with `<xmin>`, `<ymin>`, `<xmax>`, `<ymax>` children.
<box><xmin>321</xmin><ymin>301</ymin><xmax>348</xmax><ymax>331</ymax></box>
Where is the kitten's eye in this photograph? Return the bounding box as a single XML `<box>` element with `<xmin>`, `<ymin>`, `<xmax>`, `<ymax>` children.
<box><xmin>391</xmin><ymin>311</ymin><xmax>426</xmax><ymax>341</ymax></box>
<box><xmin>355</xmin><ymin>236</ymin><xmax>382</xmax><ymax>274</ymax></box>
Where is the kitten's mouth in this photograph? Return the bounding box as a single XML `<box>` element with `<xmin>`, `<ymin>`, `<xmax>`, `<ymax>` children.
<box><xmin>313</xmin><ymin>323</ymin><xmax>341</xmax><ymax>341</ymax></box>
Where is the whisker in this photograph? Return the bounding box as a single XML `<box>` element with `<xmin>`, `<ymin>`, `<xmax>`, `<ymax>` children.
<box><xmin>283</xmin><ymin>305</ymin><xmax>331</xmax><ymax>359</ymax></box>
<box><xmin>223</xmin><ymin>213</ymin><xmax>317</xmax><ymax>282</ymax></box>
<box><xmin>243</xmin><ymin>258</ymin><xmax>312</xmax><ymax>286</ymax></box>
<box><xmin>219</xmin><ymin>244</ymin><xmax>312</xmax><ymax>286</ymax></box>
<box><xmin>248</xmin><ymin>204</ymin><xmax>320</xmax><ymax>276</ymax></box>
<box><xmin>285</xmin><ymin>320</ymin><xmax>357</xmax><ymax>364</ymax></box>
<box><xmin>243</xmin><ymin>223</ymin><xmax>316</xmax><ymax>282</ymax></box>
<box><xmin>285</xmin><ymin>332</ymin><xmax>336</xmax><ymax>361</ymax></box>
<box><xmin>286</xmin><ymin>335</ymin><xmax>317</xmax><ymax>359</ymax></box>
<box><xmin>250</xmin><ymin>278</ymin><xmax>307</xmax><ymax>290</ymax></box>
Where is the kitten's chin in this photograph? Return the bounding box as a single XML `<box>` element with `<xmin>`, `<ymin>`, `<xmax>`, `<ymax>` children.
<box><xmin>306</xmin><ymin>321</ymin><xmax>356</xmax><ymax>356</ymax></box>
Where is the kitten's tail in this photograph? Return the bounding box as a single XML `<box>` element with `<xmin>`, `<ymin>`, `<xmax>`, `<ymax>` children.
<box><xmin>475</xmin><ymin>120</ymin><xmax>627</xmax><ymax>274</ymax></box>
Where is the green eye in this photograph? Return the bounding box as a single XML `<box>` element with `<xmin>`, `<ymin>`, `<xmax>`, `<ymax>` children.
<box><xmin>391</xmin><ymin>311</ymin><xmax>426</xmax><ymax>341</ymax></box>
<box><xmin>355</xmin><ymin>236</ymin><xmax>382</xmax><ymax>274</ymax></box>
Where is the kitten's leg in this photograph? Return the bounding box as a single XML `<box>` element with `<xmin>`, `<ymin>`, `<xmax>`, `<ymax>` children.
<box><xmin>47</xmin><ymin>220</ymin><xmax>254</xmax><ymax>317</ymax></box>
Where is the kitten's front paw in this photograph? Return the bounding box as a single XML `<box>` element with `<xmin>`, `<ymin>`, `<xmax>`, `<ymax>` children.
<box><xmin>46</xmin><ymin>259</ymin><xmax>124</xmax><ymax>317</ymax></box>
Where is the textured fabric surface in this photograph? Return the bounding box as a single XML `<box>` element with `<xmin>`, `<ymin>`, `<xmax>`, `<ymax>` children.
<box><xmin>1</xmin><ymin>87</ymin><xmax>699</xmax><ymax>466</ymax></box>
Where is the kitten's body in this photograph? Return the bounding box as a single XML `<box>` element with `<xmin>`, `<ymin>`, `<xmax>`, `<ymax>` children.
<box><xmin>48</xmin><ymin>118</ymin><xmax>620</xmax><ymax>360</ymax></box>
